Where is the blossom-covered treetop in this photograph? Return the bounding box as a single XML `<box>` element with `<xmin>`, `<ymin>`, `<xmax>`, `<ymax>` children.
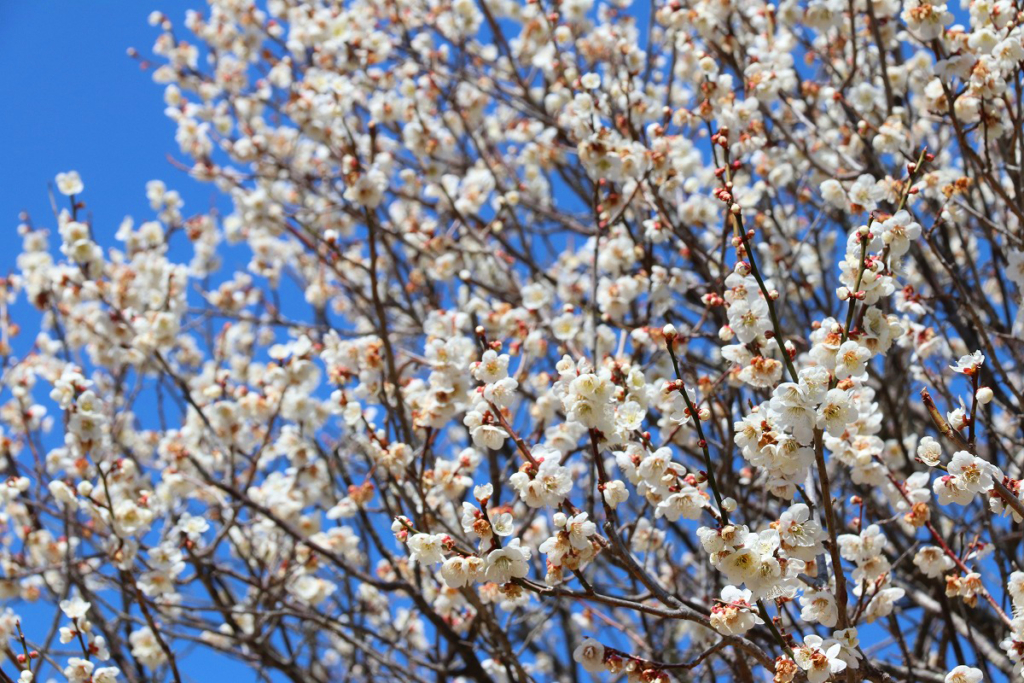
<box><xmin>2</xmin><ymin>0</ymin><xmax>1024</xmax><ymax>681</ymax></box>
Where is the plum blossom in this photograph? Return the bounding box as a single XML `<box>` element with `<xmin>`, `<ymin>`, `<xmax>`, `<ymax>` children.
<box><xmin>55</xmin><ymin>171</ymin><xmax>84</xmax><ymax>196</ymax></box>
<box><xmin>484</xmin><ymin>539</ymin><xmax>531</xmax><ymax>584</ymax></box>
<box><xmin>573</xmin><ymin>638</ymin><xmax>605</xmax><ymax>673</ymax></box>
<box><xmin>794</xmin><ymin>635</ymin><xmax>847</xmax><ymax>683</ymax></box>
<box><xmin>945</xmin><ymin>666</ymin><xmax>983</xmax><ymax>683</ymax></box>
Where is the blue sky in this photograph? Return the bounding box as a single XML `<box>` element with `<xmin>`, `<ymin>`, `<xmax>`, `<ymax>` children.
<box><xmin>0</xmin><ymin>1</ymin><xmax>212</xmax><ymax>260</ymax></box>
